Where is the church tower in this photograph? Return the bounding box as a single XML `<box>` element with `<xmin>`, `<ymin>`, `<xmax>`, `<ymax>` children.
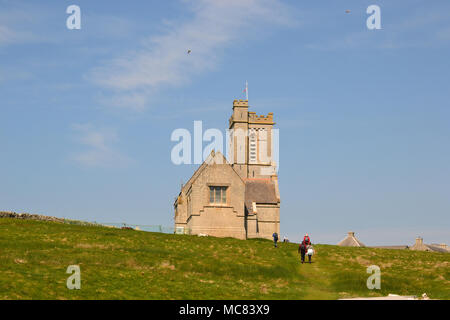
<box><xmin>228</xmin><ymin>99</ymin><xmax>277</xmax><ymax>179</ymax></box>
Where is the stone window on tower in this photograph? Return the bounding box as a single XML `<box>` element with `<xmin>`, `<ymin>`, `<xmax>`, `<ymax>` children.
<box><xmin>249</xmin><ymin>129</ymin><xmax>257</xmax><ymax>164</ymax></box>
<box><xmin>258</xmin><ymin>128</ymin><xmax>269</xmax><ymax>164</ymax></box>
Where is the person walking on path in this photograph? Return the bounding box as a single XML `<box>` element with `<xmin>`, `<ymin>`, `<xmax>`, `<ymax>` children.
<box><xmin>298</xmin><ymin>240</ymin><xmax>307</xmax><ymax>263</ymax></box>
<box><xmin>272</xmin><ymin>232</ymin><xmax>279</xmax><ymax>248</ymax></box>
<box><xmin>306</xmin><ymin>244</ymin><xmax>314</xmax><ymax>263</ymax></box>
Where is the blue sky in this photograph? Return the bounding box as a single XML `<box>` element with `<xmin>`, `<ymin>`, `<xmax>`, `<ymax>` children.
<box><xmin>1</xmin><ymin>0</ymin><xmax>449</xmax><ymax>245</ymax></box>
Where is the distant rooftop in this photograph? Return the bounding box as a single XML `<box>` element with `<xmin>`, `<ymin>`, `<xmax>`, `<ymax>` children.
<box><xmin>337</xmin><ymin>231</ymin><xmax>365</xmax><ymax>247</ymax></box>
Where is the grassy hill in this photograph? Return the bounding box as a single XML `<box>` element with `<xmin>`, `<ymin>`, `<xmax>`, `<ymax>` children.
<box><xmin>0</xmin><ymin>218</ymin><xmax>448</xmax><ymax>300</ymax></box>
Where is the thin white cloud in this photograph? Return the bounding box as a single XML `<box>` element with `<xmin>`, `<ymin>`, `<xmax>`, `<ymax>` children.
<box><xmin>70</xmin><ymin>123</ymin><xmax>133</xmax><ymax>168</ymax></box>
<box><xmin>0</xmin><ymin>25</ymin><xmax>16</xmax><ymax>44</ymax></box>
<box><xmin>0</xmin><ymin>24</ymin><xmax>39</xmax><ymax>46</ymax></box>
<box><xmin>0</xmin><ymin>65</ymin><xmax>34</xmax><ymax>84</ymax></box>
<box><xmin>88</xmin><ymin>0</ymin><xmax>295</xmax><ymax>111</ymax></box>
<box><xmin>306</xmin><ymin>6</ymin><xmax>450</xmax><ymax>51</ymax></box>
<box><xmin>98</xmin><ymin>92</ymin><xmax>150</xmax><ymax>112</ymax></box>
<box><xmin>0</xmin><ymin>3</ymin><xmax>53</xmax><ymax>47</ymax></box>
<box><xmin>0</xmin><ymin>3</ymin><xmax>136</xmax><ymax>48</ymax></box>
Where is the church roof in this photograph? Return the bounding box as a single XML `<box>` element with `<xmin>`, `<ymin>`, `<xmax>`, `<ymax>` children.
<box><xmin>245</xmin><ymin>179</ymin><xmax>279</xmax><ymax>214</ymax></box>
<box><xmin>337</xmin><ymin>231</ymin><xmax>365</xmax><ymax>247</ymax></box>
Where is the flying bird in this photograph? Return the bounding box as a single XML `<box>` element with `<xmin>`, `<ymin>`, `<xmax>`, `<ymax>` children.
<box><xmin>345</xmin><ymin>10</ymin><xmax>351</xmax><ymax>13</ymax></box>
<box><xmin>187</xmin><ymin>49</ymin><xmax>192</xmax><ymax>54</ymax></box>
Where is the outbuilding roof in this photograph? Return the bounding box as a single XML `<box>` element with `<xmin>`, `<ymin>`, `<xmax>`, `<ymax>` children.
<box><xmin>337</xmin><ymin>231</ymin><xmax>365</xmax><ymax>247</ymax></box>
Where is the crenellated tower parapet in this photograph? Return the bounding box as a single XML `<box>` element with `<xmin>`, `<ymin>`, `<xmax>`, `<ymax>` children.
<box><xmin>232</xmin><ymin>99</ymin><xmax>249</xmax><ymax>108</ymax></box>
<box><xmin>248</xmin><ymin>112</ymin><xmax>275</xmax><ymax>125</ymax></box>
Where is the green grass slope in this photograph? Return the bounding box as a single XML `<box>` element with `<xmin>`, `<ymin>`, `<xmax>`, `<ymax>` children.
<box><xmin>0</xmin><ymin>218</ymin><xmax>449</xmax><ymax>300</ymax></box>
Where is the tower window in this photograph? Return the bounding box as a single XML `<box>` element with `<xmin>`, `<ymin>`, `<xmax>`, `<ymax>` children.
<box><xmin>209</xmin><ymin>186</ymin><xmax>227</xmax><ymax>204</ymax></box>
<box><xmin>249</xmin><ymin>129</ymin><xmax>257</xmax><ymax>163</ymax></box>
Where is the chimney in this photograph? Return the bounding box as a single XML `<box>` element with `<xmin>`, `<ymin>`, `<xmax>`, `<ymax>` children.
<box><xmin>348</xmin><ymin>231</ymin><xmax>355</xmax><ymax>237</ymax></box>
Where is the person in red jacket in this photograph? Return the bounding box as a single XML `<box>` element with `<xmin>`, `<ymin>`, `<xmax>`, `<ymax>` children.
<box><xmin>303</xmin><ymin>234</ymin><xmax>311</xmax><ymax>245</ymax></box>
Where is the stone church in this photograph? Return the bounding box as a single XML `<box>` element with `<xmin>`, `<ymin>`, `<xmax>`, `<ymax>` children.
<box><xmin>174</xmin><ymin>99</ymin><xmax>280</xmax><ymax>240</ymax></box>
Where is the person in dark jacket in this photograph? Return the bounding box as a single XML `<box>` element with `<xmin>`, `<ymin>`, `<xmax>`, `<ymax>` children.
<box><xmin>272</xmin><ymin>232</ymin><xmax>279</xmax><ymax>248</ymax></box>
<box><xmin>298</xmin><ymin>240</ymin><xmax>307</xmax><ymax>263</ymax></box>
